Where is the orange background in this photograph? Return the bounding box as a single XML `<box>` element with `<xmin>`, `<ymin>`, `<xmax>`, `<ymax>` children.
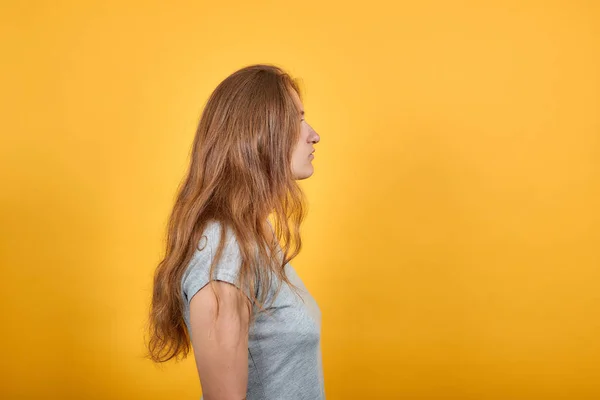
<box><xmin>1</xmin><ymin>1</ymin><xmax>599</xmax><ymax>399</ymax></box>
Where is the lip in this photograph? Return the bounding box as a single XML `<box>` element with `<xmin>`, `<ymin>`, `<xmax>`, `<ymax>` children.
<box><xmin>309</xmin><ymin>153</ymin><xmax>314</xmax><ymax>159</ymax></box>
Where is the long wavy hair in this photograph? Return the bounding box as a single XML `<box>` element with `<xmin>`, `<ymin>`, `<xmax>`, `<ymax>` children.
<box><xmin>145</xmin><ymin>64</ymin><xmax>307</xmax><ymax>363</ymax></box>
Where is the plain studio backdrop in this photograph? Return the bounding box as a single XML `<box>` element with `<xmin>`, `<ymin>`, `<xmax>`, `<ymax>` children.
<box><xmin>1</xmin><ymin>1</ymin><xmax>598</xmax><ymax>399</ymax></box>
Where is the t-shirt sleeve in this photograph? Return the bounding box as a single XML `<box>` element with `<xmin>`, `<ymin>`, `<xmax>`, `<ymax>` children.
<box><xmin>181</xmin><ymin>223</ymin><xmax>254</xmax><ymax>306</ymax></box>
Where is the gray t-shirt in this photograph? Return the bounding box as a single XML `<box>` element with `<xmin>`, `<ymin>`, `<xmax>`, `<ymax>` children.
<box><xmin>181</xmin><ymin>220</ymin><xmax>325</xmax><ymax>400</ymax></box>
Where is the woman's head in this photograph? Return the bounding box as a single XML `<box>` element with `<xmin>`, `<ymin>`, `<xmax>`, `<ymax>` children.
<box><xmin>195</xmin><ymin>64</ymin><xmax>319</xmax><ymax>200</ymax></box>
<box><xmin>146</xmin><ymin>64</ymin><xmax>316</xmax><ymax>363</ymax></box>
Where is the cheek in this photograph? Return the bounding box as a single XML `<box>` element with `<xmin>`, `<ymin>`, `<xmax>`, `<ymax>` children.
<box><xmin>300</xmin><ymin>126</ymin><xmax>310</xmax><ymax>143</ymax></box>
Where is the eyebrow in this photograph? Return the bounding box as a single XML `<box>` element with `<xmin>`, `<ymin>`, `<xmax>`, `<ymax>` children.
<box><xmin>300</xmin><ymin>110</ymin><xmax>305</xmax><ymax>116</ymax></box>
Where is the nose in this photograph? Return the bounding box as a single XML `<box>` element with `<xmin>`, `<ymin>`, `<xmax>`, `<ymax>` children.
<box><xmin>309</xmin><ymin>126</ymin><xmax>320</xmax><ymax>144</ymax></box>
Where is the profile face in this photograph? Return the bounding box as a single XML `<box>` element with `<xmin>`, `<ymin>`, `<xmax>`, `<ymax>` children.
<box><xmin>289</xmin><ymin>89</ymin><xmax>320</xmax><ymax>180</ymax></box>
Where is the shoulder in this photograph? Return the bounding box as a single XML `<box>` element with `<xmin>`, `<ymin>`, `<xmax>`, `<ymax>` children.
<box><xmin>199</xmin><ymin>220</ymin><xmax>241</xmax><ymax>259</ymax></box>
<box><xmin>182</xmin><ymin>220</ymin><xmax>245</xmax><ymax>303</ymax></box>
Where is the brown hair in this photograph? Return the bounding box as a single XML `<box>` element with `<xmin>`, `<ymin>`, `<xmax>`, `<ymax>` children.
<box><xmin>145</xmin><ymin>64</ymin><xmax>307</xmax><ymax>363</ymax></box>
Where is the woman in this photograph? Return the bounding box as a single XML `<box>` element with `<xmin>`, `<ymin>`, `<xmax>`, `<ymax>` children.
<box><xmin>146</xmin><ymin>64</ymin><xmax>324</xmax><ymax>400</ymax></box>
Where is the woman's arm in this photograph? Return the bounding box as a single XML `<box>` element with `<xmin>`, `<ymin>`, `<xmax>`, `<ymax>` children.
<box><xmin>189</xmin><ymin>280</ymin><xmax>250</xmax><ymax>400</ymax></box>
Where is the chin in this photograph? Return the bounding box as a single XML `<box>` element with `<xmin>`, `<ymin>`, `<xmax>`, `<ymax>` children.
<box><xmin>294</xmin><ymin>165</ymin><xmax>314</xmax><ymax>180</ymax></box>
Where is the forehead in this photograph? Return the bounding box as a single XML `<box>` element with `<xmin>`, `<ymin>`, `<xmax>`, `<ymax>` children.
<box><xmin>289</xmin><ymin>88</ymin><xmax>304</xmax><ymax>112</ymax></box>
